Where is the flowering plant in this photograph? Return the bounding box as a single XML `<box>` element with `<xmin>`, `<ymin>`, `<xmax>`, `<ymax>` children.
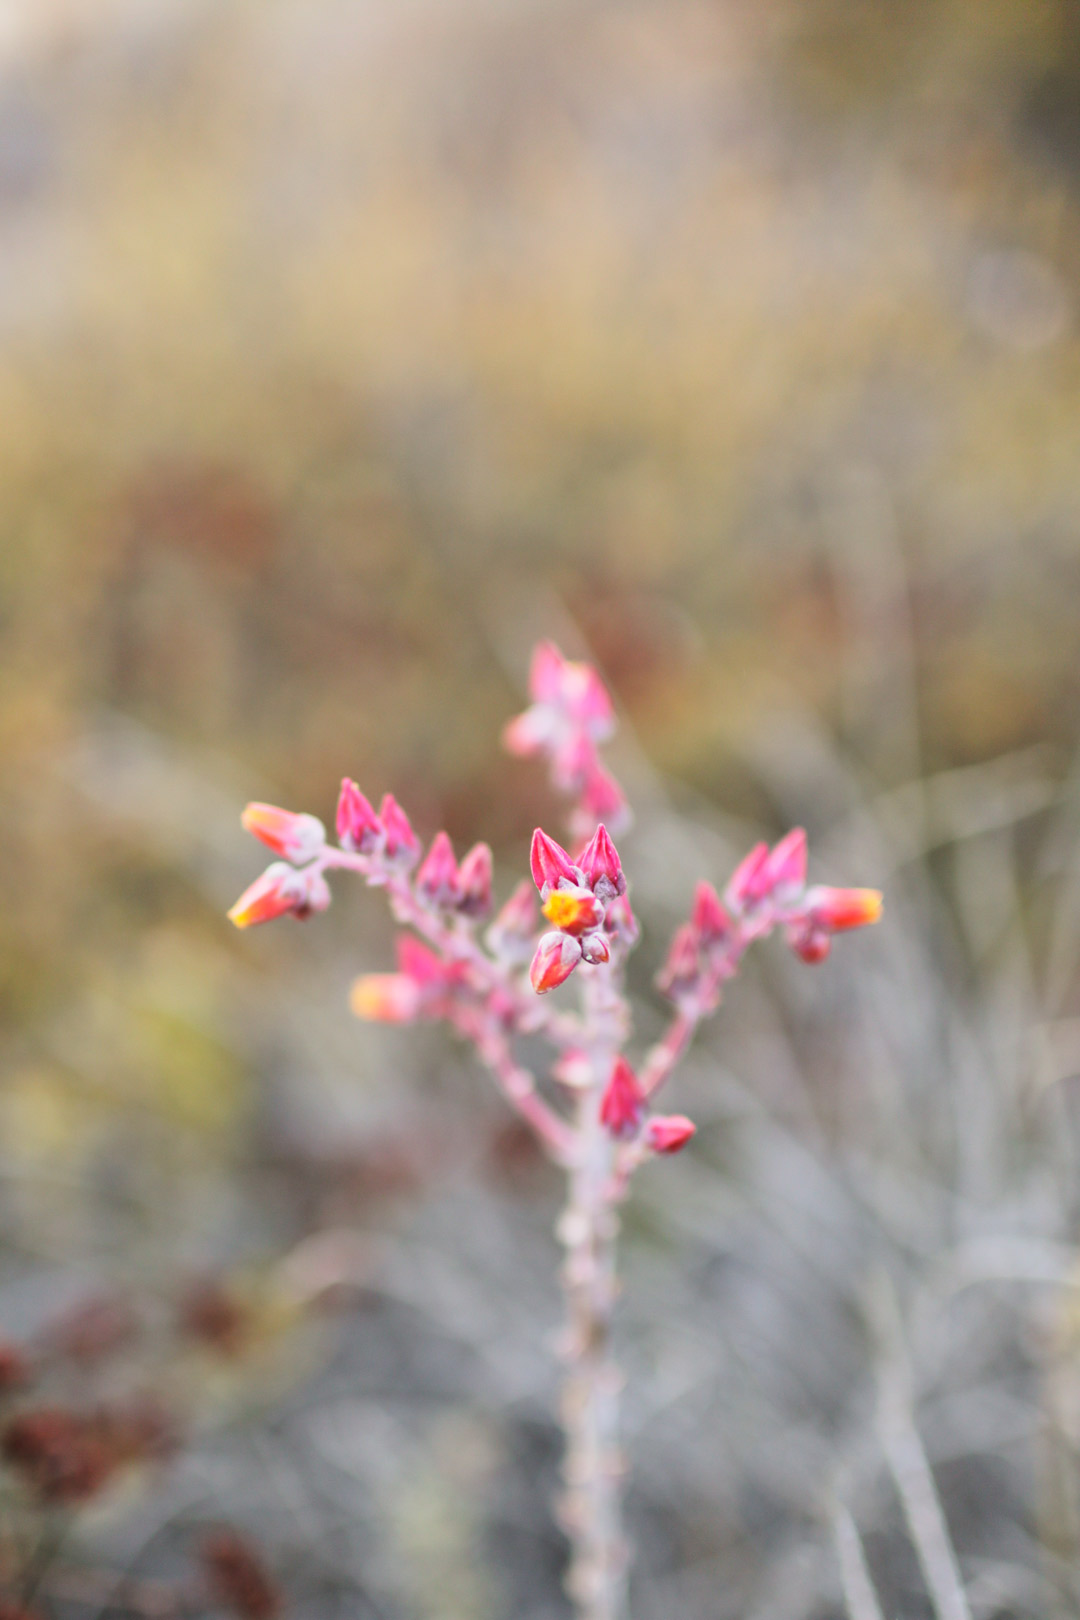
<box><xmin>229</xmin><ymin>641</ymin><xmax>882</xmax><ymax>1620</ymax></box>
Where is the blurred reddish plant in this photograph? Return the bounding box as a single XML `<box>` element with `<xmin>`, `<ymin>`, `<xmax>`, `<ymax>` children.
<box><xmin>229</xmin><ymin>638</ymin><xmax>882</xmax><ymax>1620</ymax></box>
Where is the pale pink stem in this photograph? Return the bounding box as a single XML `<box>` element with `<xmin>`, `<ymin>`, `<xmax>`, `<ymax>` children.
<box><xmin>557</xmin><ymin>961</ymin><xmax>629</xmax><ymax>1620</ymax></box>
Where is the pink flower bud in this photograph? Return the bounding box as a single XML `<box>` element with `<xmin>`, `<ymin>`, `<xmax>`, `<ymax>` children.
<box><xmin>542</xmin><ymin>884</ymin><xmax>604</xmax><ymax>936</ymax></box>
<box><xmin>336</xmin><ymin>779</ymin><xmax>382</xmax><ymax>853</ymax></box>
<box><xmin>725</xmin><ymin>841</ymin><xmax>772</xmax><ymax>912</ymax></box>
<box><xmin>579</xmin><ymin>932</ymin><xmax>610</xmax><ymax>964</ymax></box>
<box><xmin>456</xmin><ymin>842</ymin><xmax>493</xmax><ymax>917</ymax></box>
<box><xmin>599</xmin><ymin>1056</ymin><xmax>644</xmax><ymax>1141</ymax></box>
<box><xmin>645</xmin><ymin>1115</ymin><xmax>696</xmax><ymax>1154</ymax></box>
<box><xmin>764</xmin><ymin>828</ymin><xmax>807</xmax><ymax>900</ymax></box>
<box><xmin>379</xmin><ymin>794</ymin><xmax>420</xmax><ymax>865</ymax></box>
<box><xmin>228</xmin><ymin>863</ymin><xmax>307</xmax><ymax>928</ymax></box>
<box><xmin>691</xmin><ymin>881</ymin><xmax>731</xmax><ymax>946</ymax></box>
<box><xmin>577</xmin><ymin>824</ymin><xmax>626</xmax><ymax>900</ymax></box>
<box><xmin>804</xmin><ymin>886</ymin><xmax>883</xmax><ymax>932</ymax></box>
<box><xmin>349</xmin><ymin>973</ymin><xmax>422</xmax><ymax>1023</ymax></box>
<box><xmin>530</xmin><ymin>828</ymin><xmax>580</xmax><ymax>894</ymax></box>
<box><xmin>656</xmin><ymin>922</ymin><xmax>701</xmax><ymax>998</ymax></box>
<box><xmin>241</xmin><ymin>803</ymin><xmax>326</xmax><ymax>863</ymax></box>
<box><xmin>529</xmin><ymin>930</ymin><xmax>582</xmax><ymax>993</ymax></box>
<box><xmin>416</xmin><ymin>830</ymin><xmax>460</xmax><ymax>907</ymax></box>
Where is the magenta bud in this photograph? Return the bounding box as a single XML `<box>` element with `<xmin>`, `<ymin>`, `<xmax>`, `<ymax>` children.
<box><xmin>599</xmin><ymin>1056</ymin><xmax>645</xmax><ymax>1141</ymax></box>
<box><xmin>579</xmin><ymin>932</ymin><xmax>610</xmax><ymax>965</ymax></box>
<box><xmin>725</xmin><ymin>841</ymin><xmax>772</xmax><ymax>912</ymax></box>
<box><xmin>529</xmin><ymin>930</ymin><xmax>582</xmax><ymax>993</ymax></box>
<box><xmin>379</xmin><ymin>794</ymin><xmax>420</xmax><ymax>865</ymax></box>
<box><xmin>336</xmin><ymin>779</ymin><xmax>382</xmax><ymax>853</ymax></box>
<box><xmin>691</xmin><ymin>881</ymin><xmax>731</xmax><ymax>946</ymax></box>
<box><xmin>492</xmin><ymin>880</ymin><xmax>537</xmax><ymax>938</ymax></box>
<box><xmin>417</xmin><ymin>830</ymin><xmax>460</xmax><ymax>907</ymax></box>
<box><xmin>577</xmin><ymin>823</ymin><xmax>626</xmax><ymax>900</ymax></box>
<box><xmin>645</xmin><ymin>1115</ymin><xmax>696</xmax><ymax>1154</ymax></box>
<box><xmin>764</xmin><ymin>828</ymin><xmax>807</xmax><ymax>900</ymax></box>
<box><xmin>456</xmin><ymin>842</ymin><xmax>493</xmax><ymax>917</ymax></box>
<box><xmin>530</xmin><ymin>828</ymin><xmax>580</xmax><ymax>894</ymax></box>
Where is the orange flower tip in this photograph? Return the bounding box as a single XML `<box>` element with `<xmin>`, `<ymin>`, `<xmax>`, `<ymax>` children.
<box><xmin>646</xmin><ymin>1115</ymin><xmax>696</xmax><ymax>1155</ymax></box>
<box><xmin>811</xmin><ymin>886</ymin><xmax>883</xmax><ymax>932</ymax></box>
<box><xmin>240</xmin><ymin>803</ymin><xmax>325</xmax><ymax>862</ymax></box>
<box><xmin>542</xmin><ymin>887</ymin><xmax>603</xmax><ymax>934</ymax></box>
<box><xmin>349</xmin><ymin>974</ymin><xmax>421</xmax><ymax>1023</ymax></box>
<box><xmin>227</xmin><ymin>864</ymin><xmax>303</xmax><ymax>928</ymax></box>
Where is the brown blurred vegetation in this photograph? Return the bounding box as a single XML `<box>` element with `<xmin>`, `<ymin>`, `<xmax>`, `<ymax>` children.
<box><xmin>3</xmin><ymin>1</ymin><xmax>1080</xmax><ymax>1616</ymax></box>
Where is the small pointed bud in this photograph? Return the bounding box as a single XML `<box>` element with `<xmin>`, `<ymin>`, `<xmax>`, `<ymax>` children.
<box><xmin>645</xmin><ymin>1115</ymin><xmax>696</xmax><ymax>1154</ymax></box>
<box><xmin>228</xmin><ymin>863</ymin><xmax>306</xmax><ymax>928</ymax></box>
<box><xmin>542</xmin><ymin>884</ymin><xmax>604</xmax><ymax>935</ymax></box>
<box><xmin>528</xmin><ymin>640</ymin><xmax>568</xmax><ymax>704</ymax></box>
<box><xmin>725</xmin><ymin>841</ymin><xmax>772</xmax><ymax>912</ymax></box>
<box><xmin>691</xmin><ymin>881</ymin><xmax>732</xmax><ymax>946</ymax></box>
<box><xmin>599</xmin><ymin>1056</ymin><xmax>645</xmax><ymax>1141</ymax></box>
<box><xmin>241</xmin><ymin>803</ymin><xmax>326</xmax><ymax>862</ymax></box>
<box><xmin>656</xmin><ymin>922</ymin><xmax>701</xmax><ymax>998</ymax></box>
<box><xmin>349</xmin><ymin>973</ymin><xmax>422</xmax><ymax>1022</ymax></box>
<box><xmin>379</xmin><ymin>794</ymin><xmax>420</xmax><ymax>865</ymax></box>
<box><xmin>336</xmin><ymin>779</ymin><xmax>382</xmax><ymax>853</ymax></box>
<box><xmin>579</xmin><ymin>932</ymin><xmax>610</xmax><ymax>965</ymax></box>
<box><xmin>530</xmin><ymin>828</ymin><xmax>580</xmax><ymax>894</ymax></box>
<box><xmin>456</xmin><ymin>842</ymin><xmax>493</xmax><ymax>917</ymax></box>
<box><xmin>805</xmin><ymin>886</ymin><xmax>883</xmax><ymax>932</ymax></box>
<box><xmin>577</xmin><ymin>824</ymin><xmax>626</xmax><ymax>900</ymax></box>
<box><xmin>786</xmin><ymin>920</ymin><xmax>831</xmax><ymax>964</ymax></box>
<box><xmin>416</xmin><ymin>830</ymin><xmax>460</xmax><ymax>907</ymax></box>
<box><xmin>765</xmin><ymin>828</ymin><xmax>807</xmax><ymax>899</ymax></box>
<box><xmin>529</xmin><ymin>930</ymin><xmax>582</xmax><ymax>993</ymax></box>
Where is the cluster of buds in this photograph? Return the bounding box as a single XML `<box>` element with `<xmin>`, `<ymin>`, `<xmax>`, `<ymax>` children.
<box><xmin>503</xmin><ymin>641</ymin><xmax>630</xmax><ymax>839</ymax></box>
<box><xmin>226</xmin><ymin>639</ymin><xmax>882</xmax><ymax>1620</ymax></box>
<box><xmin>657</xmin><ymin>827</ymin><xmax>882</xmax><ymax>1016</ymax></box>
<box><xmin>528</xmin><ymin>824</ymin><xmax>627</xmax><ymax>992</ymax></box>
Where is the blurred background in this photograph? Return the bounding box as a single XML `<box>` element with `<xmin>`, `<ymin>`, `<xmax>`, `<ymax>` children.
<box><xmin>4</xmin><ymin>0</ymin><xmax>1080</xmax><ymax>1615</ymax></box>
